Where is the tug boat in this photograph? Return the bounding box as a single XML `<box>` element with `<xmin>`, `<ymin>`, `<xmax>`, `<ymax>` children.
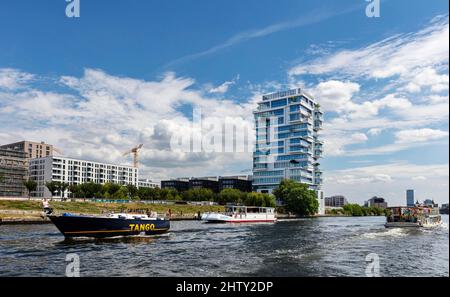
<box><xmin>385</xmin><ymin>206</ymin><xmax>442</xmax><ymax>228</ymax></box>
<box><xmin>201</xmin><ymin>205</ymin><xmax>277</xmax><ymax>223</ymax></box>
<box><xmin>48</xmin><ymin>212</ymin><xmax>170</xmax><ymax>238</ymax></box>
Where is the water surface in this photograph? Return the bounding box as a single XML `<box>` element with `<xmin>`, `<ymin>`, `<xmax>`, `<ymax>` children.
<box><xmin>0</xmin><ymin>216</ymin><xmax>448</xmax><ymax>276</ymax></box>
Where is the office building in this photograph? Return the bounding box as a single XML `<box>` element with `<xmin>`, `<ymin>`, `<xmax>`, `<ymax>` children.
<box><xmin>423</xmin><ymin>199</ymin><xmax>437</xmax><ymax>207</ymax></box>
<box><xmin>0</xmin><ymin>148</ymin><xmax>29</xmax><ymax>197</ymax></box>
<box><xmin>218</xmin><ymin>175</ymin><xmax>252</xmax><ymax>192</ymax></box>
<box><xmin>325</xmin><ymin>195</ymin><xmax>348</xmax><ymax>207</ymax></box>
<box><xmin>29</xmin><ymin>156</ymin><xmax>138</xmax><ymax>198</ymax></box>
<box><xmin>406</xmin><ymin>189</ymin><xmax>415</xmax><ymax>207</ymax></box>
<box><xmin>161</xmin><ymin>175</ymin><xmax>253</xmax><ymax>193</ymax></box>
<box><xmin>365</xmin><ymin>196</ymin><xmax>388</xmax><ymax>209</ymax></box>
<box><xmin>1</xmin><ymin>140</ymin><xmax>53</xmax><ymax>159</ymax></box>
<box><xmin>161</xmin><ymin>178</ymin><xmax>190</xmax><ymax>192</ymax></box>
<box><xmin>189</xmin><ymin>177</ymin><xmax>220</xmax><ymax>193</ymax></box>
<box><xmin>138</xmin><ymin>178</ymin><xmax>159</xmax><ymax>189</ymax></box>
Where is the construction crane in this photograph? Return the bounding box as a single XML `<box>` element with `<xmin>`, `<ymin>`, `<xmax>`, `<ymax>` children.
<box><xmin>122</xmin><ymin>144</ymin><xmax>143</xmax><ymax>168</ymax></box>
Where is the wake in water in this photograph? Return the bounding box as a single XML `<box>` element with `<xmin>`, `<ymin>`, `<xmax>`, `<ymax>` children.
<box><xmin>362</xmin><ymin>228</ymin><xmax>408</xmax><ymax>239</ymax></box>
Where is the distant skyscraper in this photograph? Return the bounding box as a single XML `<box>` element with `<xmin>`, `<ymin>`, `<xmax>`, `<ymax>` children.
<box><xmin>406</xmin><ymin>189</ymin><xmax>415</xmax><ymax>207</ymax></box>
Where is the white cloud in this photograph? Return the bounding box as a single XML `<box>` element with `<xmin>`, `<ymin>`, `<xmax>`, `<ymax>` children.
<box><xmin>324</xmin><ymin>162</ymin><xmax>449</xmax><ymax>205</ymax></box>
<box><xmin>395</xmin><ymin>128</ymin><xmax>449</xmax><ymax>144</ymax></box>
<box><xmin>0</xmin><ymin>68</ymin><xmax>256</xmax><ymax>181</ymax></box>
<box><xmin>368</xmin><ymin>128</ymin><xmax>382</xmax><ymax>136</ymax></box>
<box><xmin>311</xmin><ymin>80</ymin><xmax>360</xmax><ymax>113</ymax></box>
<box><xmin>298</xmin><ymin>15</ymin><xmax>449</xmax><ymax>159</ymax></box>
<box><xmin>404</xmin><ymin>67</ymin><xmax>449</xmax><ymax>93</ymax></box>
<box><xmin>0</xmin><ymin>68</ymin><xmax>34</xmax><ymax>90</ymax></box>
<box><xmin>209</xmin><ymin>75</ymin><xmax>240</xmax><ymax>94</ymax></box>
<box><xmin>289</xmin><ymin>15</ymin><xmax>449</xmax><ymax>81</ymax></box>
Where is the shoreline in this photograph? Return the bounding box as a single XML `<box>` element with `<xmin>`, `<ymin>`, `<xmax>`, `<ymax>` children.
<box><xmin>0</xmin><ymin>213</ymin><xmax>388</xmax><ymax>225</ymax></box>
<box><xmin>0</xmin><ymin>200</ymin><xmax>390</xmax><ymax>225</ymax></box>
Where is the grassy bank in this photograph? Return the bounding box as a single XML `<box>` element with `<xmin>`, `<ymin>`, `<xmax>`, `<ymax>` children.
<box><xmin>0</xmin><ymin>200</ymin><xmax>224</xmax><ymax>221</ymax></box>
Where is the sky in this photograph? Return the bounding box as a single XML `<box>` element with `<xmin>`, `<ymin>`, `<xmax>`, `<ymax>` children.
<box><xmin>0</xmin><ymin>0</ymin><xmax>448</xmax><ymax>205</ymax></box>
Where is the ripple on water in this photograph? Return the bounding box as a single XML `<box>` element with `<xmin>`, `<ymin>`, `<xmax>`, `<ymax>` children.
<box><xmin>0</xmin><ymin>216</ymin><xmax>448</xmax><ymax>276</ymax></box>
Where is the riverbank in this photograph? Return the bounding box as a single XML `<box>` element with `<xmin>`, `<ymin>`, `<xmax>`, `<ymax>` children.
<box><xmin>0</xmin><ymin>200</ymin><xmax>224</xmax><ymax>224</ymax></box>
<box><xmin>0</xmin><ymin>200</ymin><xmax>386</xmax><ymax>225</ymax></box>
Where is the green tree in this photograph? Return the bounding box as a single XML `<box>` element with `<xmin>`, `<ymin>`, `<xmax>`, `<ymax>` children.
<box><xmin>45</xmin><ymin>181</ymin><xmax>59</xmax><ymax>198</ymax></box>
<box><xmin>102</xmin><ymin>182</ymin><xmax>122</xmax><ymax>197</ymax></box>
<box><xmin>262</xmin><ymin>193</ymin><xmax>277</xmax><ymax>207</ymax></box>
<box><xmin>68</xmin><ymin>184</ymin><xmax>83</xmax><ymax>198</ymax></box>
<box><xmin>112</xmin><ymin>186</ymin><xmax>128</xmax><ymax>200</ymax></box>
<box><xmin>57</xmin><ymin>182</ymin><xmax>69</xmax><ymax>200</ymax></box>
<box><xmin>242</xmin><ymin>192</ymin><xmax>276</xmax><ymax>207</ymax></box>
<box><xmin>217</xmin><ymin>189</ymin><xmax>245</xmax><ymax>205</ymax></box>
<box><xmin>126</xmin><ymin>184</ymin><xmax>139</xmax><ymax>200</ymax></box>
<box><xmin>159</xmin><ymin>188</ymin><xmax>181</xmax><ymax>201</ymax></box>
<box><xmin>23</xmin><ymin>179</ymin><xmax>38</xmax><ymax>199</ymax></box>
<box><xmin>273</xmin><ymin>179</ymin><xmax>319</xmax><ymax>215</ymax></box>
<box><xmin>343</xmin><ymin>204</ymin><xmax>364</xmax><ymax>216</ymax></box>
<box><xmin>79</xmin><ymin>182</ymin><xmax>103</xmax><ymax>198</ymax></box>
<box><xmin>181</xmin><ymin>188</ymin><xmax>215</xmax><ymax>201</ymax></box>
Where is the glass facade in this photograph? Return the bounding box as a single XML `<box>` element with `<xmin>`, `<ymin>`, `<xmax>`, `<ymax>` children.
<box><xmin>253</xmin><ymin>88</ymin><xmax>323</xmax><ymax>194</ymax></box>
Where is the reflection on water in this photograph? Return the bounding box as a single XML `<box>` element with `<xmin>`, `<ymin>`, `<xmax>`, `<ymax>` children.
<box><xmin>0</xmin><ymin>216</ymin><xmax>448</xmax><ymax>277</ymax></box>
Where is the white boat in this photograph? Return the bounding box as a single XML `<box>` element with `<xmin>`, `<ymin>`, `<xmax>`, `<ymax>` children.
<box><xmin>385</xmin><ymin>206</ymin><xmax>442</xmax><ymax>228</ymax></box>
<box><xmin>201</xmin><ymin>205</ymin><xmax>277</xmax><ymax>223</ymax></box>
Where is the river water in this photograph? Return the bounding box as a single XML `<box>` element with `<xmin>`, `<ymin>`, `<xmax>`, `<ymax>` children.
<box><xmin>0</xmin><ymin>216</ymin><xmax>448</xmax><ymax>277</ymax></box>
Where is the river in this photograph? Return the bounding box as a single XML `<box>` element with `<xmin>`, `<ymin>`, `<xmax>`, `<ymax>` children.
<box><xmin>0</xmin><ymin>215</ymin><xmax>448</xmax><ymax>276</ymax></box>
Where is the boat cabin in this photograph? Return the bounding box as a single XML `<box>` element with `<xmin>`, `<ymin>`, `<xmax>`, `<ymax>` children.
<box><xmin>224</xmin><ymin>206</ymin><xmax>275</xmax><ymax>215</ymax></box>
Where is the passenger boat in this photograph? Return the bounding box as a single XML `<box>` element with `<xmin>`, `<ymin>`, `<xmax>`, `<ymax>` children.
<box><xmin>385</xmin><ymin>206</ymin><xmax>442</xmax><ymax>228</ymax></box>
<box><xmin>48</xmin><ymin>212</ymin><xmax>170</xmax><ymax>238</ymax></box>
<box><xmin>201</xmin><ymin>206</ymin><xmax>277</xmax><ymax>223</ymax></box>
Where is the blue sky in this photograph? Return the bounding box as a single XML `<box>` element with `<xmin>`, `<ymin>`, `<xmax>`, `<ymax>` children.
<box><xmin>0</xmin><ymin>0</ymin><xmax>448</xmax><ymax>205</ymax></box>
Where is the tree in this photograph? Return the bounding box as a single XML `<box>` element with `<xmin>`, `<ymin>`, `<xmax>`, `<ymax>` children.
<box><xmin>243</xmin><ymin>192</ymin><xmax>276</xmax><ymax>207</ymax></box>
<box><xmin>69</xmin><ymin>184</ymin><xmax>83</xmax><ymax>198</ymax></box>
<box><xmin>45</xmin><ymin>181</ymin><xmax>59</xmax><ymax>198</ymax></box>
<box><xmin>57</xmin><ymin>182</ymin><xmax>69</xmax><ymax>200</ymax></box>
<box><xmin>112</xmin><ymin>186</ymin><xmax>128</xmax><ymax>200</ymax></box>
<box><xmin>273</xmin><ymin>179</ymin><xmax>319</xmax><ymax>216</ymax></box>
<box><xmin>181</xmin><ymin>188</ymin><xmax>215</xmax><ymax>201</ymax></box>
<box><xmin>343</xmin><ymin>204</ymin><xmax>364</xmax><ymax>216</ymax></box>
<box><xmin>79</xmin><ymin>182</ymin><xmax>103</xmax><ymax>198</ymax></box>
<box><xmin>102</xmin><ymin>182</ymin><xmax>122</xmax><ymax>198</ymax></box>
<box><xmin>126</xmin><ymin>184</ymin><xmax>139</xmax><ymax>200</ymax></box>
<box><xmin>217</xmin><ymin>189</ymin><xmax>245</xmax><ymax>205</ymax></box>
<box><xmin>23</xmin><ymin>179</ymin><xmax>37</xmax><ymax>199</ymax></box>
<box><xmin>159</xmin><ymin>188</ymin><xmax>181</xmax><ymax>201</ymax></box>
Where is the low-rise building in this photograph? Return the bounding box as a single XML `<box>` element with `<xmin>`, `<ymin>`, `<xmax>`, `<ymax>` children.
<box><xmin>218</xmin><ymin>175</ymin><xmax>252</xmax><ymax>192</ymax></box>
<box><xmin>29</xmin><ymin>156</ymin><xmax>138</xmax><ymax>198</ymax></box>
<box><xmin>189</xmin><ymin>177</ymin><xmax>220</xmax><ymax>193</ymax></box>
<box><xmin>0</xmin><ymin>148</ymin><xmax>29</xmax><ymax>197</ymax></box>
<box><xmin>1</xmin><ymin>140</ymin><xmax>53</xmax><ymax>159</ymax></box>
<box><xmin>423</xmin><ymin>199</ymin><xmax>437</xmax><ymax>207</ymax></box>
<box><xmin>138</xmin><ymin>178</ymin><xmax>159</xmax><ymax>189</ymax></box>
<box><xmin>161</xmin><ymin>178</ymin><xmax>190</xmax><ymax>192</ymax></box>
<box><xmin>162</xmin><ymin>175</ymin><xmax>254</xmax><ymax>193</ymax></box>
<box><xmin>364</xmin><ymin>196</ymin><xmax>388</xmax><ymax>209</ymax></box>
<box><xmin>325</xmin><ymin>195</ymin><xmax>348</xmax><ymax>207</ymax></box>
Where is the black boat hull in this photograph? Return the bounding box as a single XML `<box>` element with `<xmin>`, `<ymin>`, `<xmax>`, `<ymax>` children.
<box><xmin>49</xmin><ymin>215</ymin><xmax>170</xmax><ymax>238</ymax></box>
